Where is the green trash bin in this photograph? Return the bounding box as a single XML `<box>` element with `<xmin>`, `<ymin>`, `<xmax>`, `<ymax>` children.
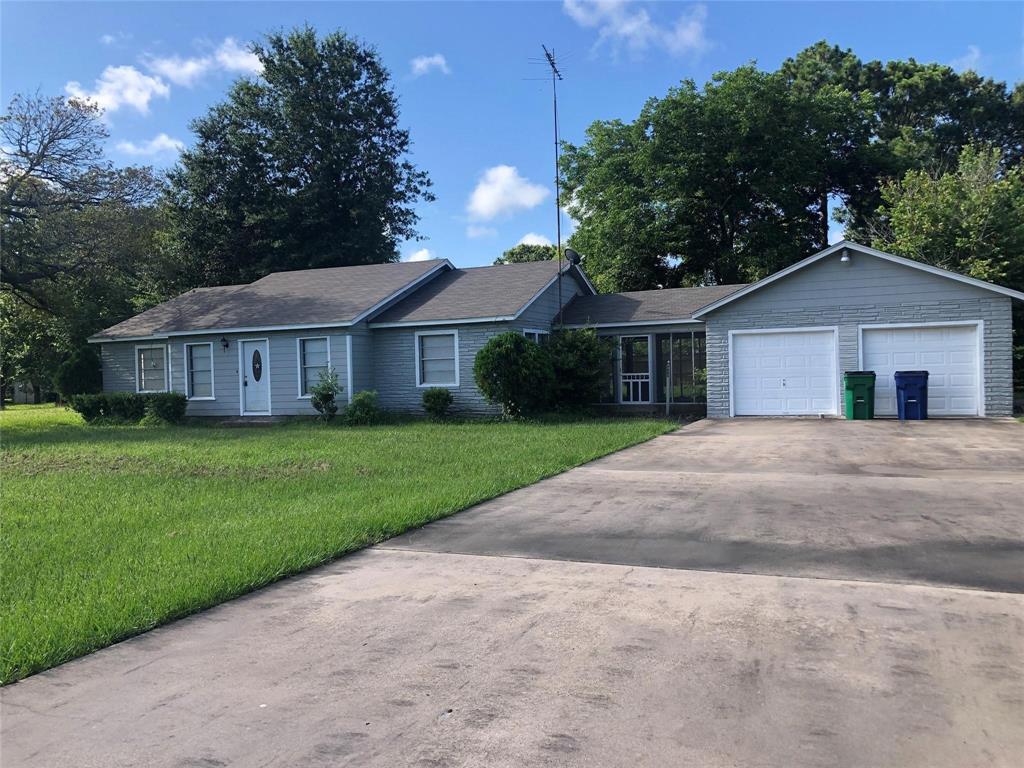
<box><xmin>844</xmin><ymin>371</ymin><xmax>876</xmax><ymax>420</ymax></box>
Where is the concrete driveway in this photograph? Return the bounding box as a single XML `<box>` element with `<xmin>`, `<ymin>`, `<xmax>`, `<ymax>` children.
<box><xmin>3</xmin><ymin>419</ymin><xmax>1023</xmax><ymax>767</ymax></box>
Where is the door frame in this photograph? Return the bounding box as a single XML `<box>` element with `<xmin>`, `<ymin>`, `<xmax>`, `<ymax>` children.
<box><xmin>618</xmin><ymin>334</ymin><xmax>654</xmax><ymax>404</ymax></box>
<box><xmin>857</xmin><ymin>320</ymin><xmax>985</xmax><ymax>417</ymax></box>
<box><xmin>238</xmin><ymin>337</ymin><xmax>272</xmax><ymax>416</ymax></box>
<box><xmin>728</xmin><ymin>326</ymin><xmax>840</xmax><ymax>417</ymax></box>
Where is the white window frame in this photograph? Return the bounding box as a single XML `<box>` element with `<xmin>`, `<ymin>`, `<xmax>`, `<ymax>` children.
<box><xmin>414</xmin><ymin>329</ymin><xmax>459</xmax><ymax>388</ymax></box>
<box><xmin>183</xmin><ymin>342</ymin><xmax>215</xmax><ymax>401</ymax></box>
<box><xmin>523</xmin><ymin>328</ymin><xmax>550</xmax><ymax>344</ymax></box>
<box><xmin>134</xmin><ymin>344</ymin><xmax>169</xmax><ymax>394</ymax></box>
<box><xmin>296</xmin><ymin>336</ymin><xmax>331</xmax><ymax>399</ymax></box>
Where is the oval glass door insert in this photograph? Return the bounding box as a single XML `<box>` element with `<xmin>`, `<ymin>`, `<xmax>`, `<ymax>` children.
<box><xmin>252</xmin><ymin>349</ymin><xmax>263</xmax><ymax>382</ymax></box>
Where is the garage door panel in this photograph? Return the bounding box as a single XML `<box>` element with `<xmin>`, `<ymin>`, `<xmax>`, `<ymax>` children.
<box><xmin>732</xmin><ymin>330</ymin><xmax>837</xmax><ymax>416</ymax></box>
<box><xmin>861</xmin><ymin>325</ymin><xmax>980</xmax><ymax>417</ymax></box>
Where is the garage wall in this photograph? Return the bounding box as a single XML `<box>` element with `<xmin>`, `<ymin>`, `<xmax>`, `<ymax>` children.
<box><xmin>703</xmin><ymin>254</ymin><xmax>1014</xmax><ymax>417</ymax></box>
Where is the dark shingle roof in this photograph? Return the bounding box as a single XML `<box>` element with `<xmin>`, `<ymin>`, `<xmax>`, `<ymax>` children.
<box><xmin>91</xmin><ymin>260</ymin><xmax>446</xmax><ymax>340</ymax></box>
<box><xmin>371</xmin><ymin>259</ymin><xmax>567</xmax><ymax>324</ymax></box>
<box><xmin>560</xmin><ymin>284</ymin><xmax>749</xmax><ymax>326</ymax></box>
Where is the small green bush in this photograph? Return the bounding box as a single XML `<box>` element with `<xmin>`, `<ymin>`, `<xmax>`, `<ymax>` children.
<box><xmin>67</xmin><ymin>394</ymin><xmax>105</xmax><ymax>422</ymax></box>
<box><xmin>144</xmin><ymin>393</ymin><xmax>188</xmax><ymax>424</ymax></box>
<box><xmin>310</xmin><ymin>368</ymin><xmax>344</xmax><ymax>422</ymax></box>
<box><xmin>53</xmin><ymin>347</ymin><xmax>103</xmax><ymax>400</ymax></box>
<box><xmin>547</xmin><ymin>329</ymin><xmax>615</xmax><ymax>409</ymax></box>
<box><xmin>473</xmin><ymin>331</ymin><xmax>554</xmax><ymax>418</ymax></box>
<box><xmin>345</xmin><ymin>390</ymin><xmax>381</xmax><ymax>425</ymax></box>
<box><xmin>422</xmin><ymin>387</ymin><xmax>454</xmax><ymax>420</ymax></box>
<box><xmin>105</xmin><ymin>393</ymin><xmax>146</xmax><ymax>423</ymax></box>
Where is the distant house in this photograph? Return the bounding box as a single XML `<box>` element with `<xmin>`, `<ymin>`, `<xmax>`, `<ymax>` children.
<box><xmin>90</xmin><ymin>242</ymin><xmax>1024</xmax><ymax>418</ymax></box>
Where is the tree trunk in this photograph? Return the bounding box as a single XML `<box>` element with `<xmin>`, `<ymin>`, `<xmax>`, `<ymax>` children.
<box><xmin>32</xmin><ymin>383</ymin><xmax>42</xmax><ymax>404</ymax></box>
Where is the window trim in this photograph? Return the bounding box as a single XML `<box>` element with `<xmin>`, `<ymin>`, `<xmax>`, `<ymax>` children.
<box><xmin>296</xmin><ymin>336</ymin><xmax>331</xmax><ymax>399</ymax></box>
<box><xmin>414</xmin><ymin>329</ymin><xmax>459</xmax><ymax>388</ymax></box>
<box><xmin>522</xmin><ymin>328</ymin><xmax>550</xmax><ymax>344</ymax></box>
<box><xmin>183</xmin><ymin>342</ymin><xmax>215</xmax><ymax>401</ymax></box>
<box><xmin>134</xmin><ymin>344</ymin><xmax>169</xmax><ymax>394</ymax></box>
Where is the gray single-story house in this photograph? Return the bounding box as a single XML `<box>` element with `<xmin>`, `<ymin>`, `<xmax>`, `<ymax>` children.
<box><xmin>90</xmin><ymin>241</ymin><xmax>1024</xmax><ymax>418</ymax></box>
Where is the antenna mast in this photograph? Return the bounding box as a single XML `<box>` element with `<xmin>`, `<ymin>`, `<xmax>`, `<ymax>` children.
<box><xmin>542</xmin><ymin>44</ymin><xmax>565</xmax><ymax>326</ymax></box>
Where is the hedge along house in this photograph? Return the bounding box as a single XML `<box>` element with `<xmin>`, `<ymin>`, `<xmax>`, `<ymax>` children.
<box><xmin>91</xmin><ymin>241</ymin><xmax>1022</xmax><ymax>419</ymax></box>
<box><xmin>88</xmin><ymin>259</ymin><xmax>595</xmax><ymax>417</ymax></box>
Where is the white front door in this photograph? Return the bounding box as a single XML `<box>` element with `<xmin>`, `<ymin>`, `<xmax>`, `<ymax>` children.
<box><xmin>240</xmin><ymin>339</ymin><xmax>270</xmax><ymax>415</ymax></box>
<box><xmin>861</xmin><ymin>324</ymin><xmax>980</xmax><ymax>416</ymax></box>
<box><xmin>732</xmin><ymin>329</ymin><xmax>837</xmax><ymax>416</ymax></box>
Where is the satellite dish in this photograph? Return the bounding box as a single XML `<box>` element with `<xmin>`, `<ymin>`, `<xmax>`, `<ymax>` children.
<box><xmin>564</xmin><ymin>248</ymin><xmax>582</xmax><ymax>265</ymax></box>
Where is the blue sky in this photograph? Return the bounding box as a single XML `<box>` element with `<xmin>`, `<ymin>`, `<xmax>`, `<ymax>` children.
<box><xmin>3</xmin><ymin>1</ymin><xmax>1021</xmax><ymax>267</ymax></box>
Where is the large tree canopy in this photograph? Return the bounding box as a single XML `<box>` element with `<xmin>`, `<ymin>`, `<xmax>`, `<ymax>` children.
<box><xmin>493</xmin><ymin>243</ymin><xmax>557</xmax><ymax>265</ymax></box>
<box><xmin>164</xmin><ymin>27</ymin><xmax>434</xmax><ymax>289</ymax></box>
<box><xmin>1</xmin><ymin>94</ymin><xmax>161</xmax><ymax>310</ymax></box>
<box><xmin>563</xmin><ymin>41</ymin><xmax>1021</xmax><ymax>292</ymax></box>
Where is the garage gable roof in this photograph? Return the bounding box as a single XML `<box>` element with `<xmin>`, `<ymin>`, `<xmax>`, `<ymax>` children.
<box><xmin>692</xmin><ymin>241</ymin><xmax>1024</xmax><ymax>318</ymax></box>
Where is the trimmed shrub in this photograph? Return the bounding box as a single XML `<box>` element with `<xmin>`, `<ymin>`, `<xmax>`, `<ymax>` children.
<box><xmin>67</xmin><ymin>394</ymin><xmax>105</xmax><ymax>422</ymax></box>
<box><xmin>547</xmin><ymin>329</ymin><xmax>615</xmax><ymax>409</ymax></box>
<box><xmin>67</xmin><ymin>392</ymin><xmax>187</xmax><ymax>425</ymax></box>
<box><xmin>310</xmin><ymin>368</ymin><xmax>344</xmax><ymax>422</ymax></box>
<box><xmin>473</xmin><ymin>331</ymin><xmax>554</xmax><ymax>418</ymax></box>
<box><xmin>422</xmin><ymin>387</ymin><xmax>454</xmax><ymax>420</ymax></box>
<box><xmin>144</xmin><ymin>393</ymin><xmax>188</xmax><ymax>424</ymax></box>
<box><xmin>345</xmin><ymin>390</ymin><xmax>381</xmax><ymax>425</ymax></box>
<box><xmin>54</xmin><ymin>347</ymin><xmax>102</xmax><ymax>400</ymax></box>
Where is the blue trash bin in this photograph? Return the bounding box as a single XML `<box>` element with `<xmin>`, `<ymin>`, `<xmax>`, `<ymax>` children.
<box><xmin>895</xmin><ymin>371</ymin><xmax>929</xmax><ymax>420</ymax></box>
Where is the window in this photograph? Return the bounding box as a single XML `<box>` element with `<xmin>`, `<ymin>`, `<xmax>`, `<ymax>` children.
<box><xmin>135</xmin><ymin>345</ymin><xmax>168</xmax><ymax>393</ymax></box>
<box><xmin>523</xmin><ymin>329</ymin><xmax>550</xmax><ymax>345</ymax></box>
<box><xmin>416</xmin><ymin>331</ymin><xmax>458</xmax><ymax>387</ymax></box>
<box><xmin>298</xmin><ymin>337</ymin><xmax>330</xmax><ymax>397</ymax></box>
<box><xmin>185</xmin><ymin>343</ymin><xmax>214</xmax><ymax>399</ymax></box>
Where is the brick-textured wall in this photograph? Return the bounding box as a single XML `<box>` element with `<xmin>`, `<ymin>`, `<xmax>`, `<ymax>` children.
<box><xmin>705</xmin><ymin>296</ymin><xmax>1013</xmax><ymax>417</ymax></box>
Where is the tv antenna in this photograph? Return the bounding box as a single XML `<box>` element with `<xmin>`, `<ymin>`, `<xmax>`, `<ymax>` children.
<box><xmin>542</xmin><ymin>44</ymin><xmax>567</xmax><ymax>325</ymax></box>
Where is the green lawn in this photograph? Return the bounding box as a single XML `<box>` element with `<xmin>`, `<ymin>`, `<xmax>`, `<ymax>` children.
<box><xmin>0</xmin><ymin>405</ymin><xmax>672</xmax><ymax>683</ymax></box>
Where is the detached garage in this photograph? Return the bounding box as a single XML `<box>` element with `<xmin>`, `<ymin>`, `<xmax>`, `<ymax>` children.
<box><xmin>696</xmin><ymin>242</ymin><xmax>1023</xmax><ymax>419</ymax></box>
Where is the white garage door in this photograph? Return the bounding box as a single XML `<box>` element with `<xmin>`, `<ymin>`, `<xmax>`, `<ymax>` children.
<box><xmin>732</xmin><ymin>330</ymin><xmax>837</xmax><ymax>416</ymax></box>
<box><xmin>862</xmin><ymin>324</ymin><xmax>981</xmax><ymax>416</ymax></box>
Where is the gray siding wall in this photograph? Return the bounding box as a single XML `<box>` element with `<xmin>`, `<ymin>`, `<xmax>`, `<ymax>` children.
<box><xmin>516</xmin><ymin>272</ymin><xmax>586</xmax><ymax>329</ymax></box>
<box><xmin>370</xmin><ymin>323</ymin><xmax>512</xmax><ymax>415</ymax></box>
<box><xmin>99</xmin><ymin>328</ymin><xmax>351</xmax><ymax>417</ymax></box>
<box><xmin>703</xmin><ymin>255</ymin><xmax>1014</xmax><ymax>417</ymax></box>
<box><xmin>348</xmin><ymin>323</ymin><xmax>373</xmax><ymax>402</ymax></box>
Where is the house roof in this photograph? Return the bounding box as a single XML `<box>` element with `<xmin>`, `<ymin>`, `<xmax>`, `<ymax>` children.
<box><xmin>559</xmin><ymin>283</ymin><xmax>748</xmax><ymax>327</ymax></box>
<box><xmin>692</xmin><ymin>241</ymin><xmax>1024</xmax><ymax>318</ymax></box>
<box><xmin>89</xmin><ymin>260</ymin><xmax>451</xmax><ymax>341</ymax></box>
<box><xmin>369</xmin><ymin>259</ymin><xmax>591</xmax><ymax>326</ymax></box>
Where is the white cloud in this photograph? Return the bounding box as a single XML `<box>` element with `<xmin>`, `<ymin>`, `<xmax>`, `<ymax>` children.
<box><xmin>411</xmin><ymin>53</ymin><xmax>451</xmax><ymax>77</ymax></box>
<box><xmin>518</xmin><ymin>233</ymin><xmax>553</xmax><ymax>246</ymax></box>
<box><xmin>405</xmin><ymin>248</ymin><xmax>434</xmax><ymax>262</ymax></box>
<box><xmin>145</xmin><ymin>54</ymin><xmax>214</xmax><ymax>87</ymax></box>
<box><xmin>466</xmin><ymin>224</ymin><xmax>498</xmax><ymax>239</ymax></box>
<box><xmin>467</xmin><ymin>165</ymin><xmax>549</xmax><ymax>221</ymax></box>
<box><xmin>116</xmin><ymin>132</ymin><xmax>185</xmax><ymax>156</ymax></box>
<box><xmin>65</xmin><ymin>65</ymin><xmax>170</xmax><ymax>115</ymax></box>
<box><xmin>99</xmin><ymin>34</ymin><xmax>117</xmax><ymax>46</ymax></box>
<box><xmin>144</xmin><ymin>38</ymin><xmax>262</xmax><ymax>88</ymax></box>
<box><xmin>563</xmin><ymin>0</ymin><xmax>710</xmax><ymax>58</ymax></box>
<box><xmin>950</xmin><ymin>44</ymin><xmax>982</xmax><ymax>72</ymax></box>
<box><xmin>215</xmin><ymin>37</ymin><xmax>263</xmax><ymax>75</ymax></box>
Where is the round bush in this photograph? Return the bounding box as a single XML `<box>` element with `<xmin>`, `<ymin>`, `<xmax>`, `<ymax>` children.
<box><xmin>54</xmin><ymin>347</ymin><xmax>102</xmax><ymax>400</ymax></box>
<box><xmin>422</xmin><ymin>387</ymin><xmax>454</xmax><ymax>420</ymax></box>
<box><xmin>473</xmin><ymin>332</ymin><xmax>554</xmax><ymax>418</ymax></box>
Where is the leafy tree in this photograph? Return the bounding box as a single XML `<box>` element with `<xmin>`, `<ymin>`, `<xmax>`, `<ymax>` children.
<box><xmin>866</xmin><ymin>145</ymin><xmax>1024</xmax><ymax>391</ymax></box>
<box><xmin>1</xmin><ymin>94</ymin><xmax>162</xmax><ymax>311</ymax></box>
<box><xmin>0</xmin><ymin>295</ymin><xmax>64</xmax><ymax>406</ymax></box>
<box><xmin>563</xmin><ymin>66</ymin><xmax>851</xmax><ymax>288</ymax></box>
<box><xmin>164</xmin><ymin>27</ymin><xmax>434</xmax><ymax>289</ymax></box>
<box><xmin>493</xmin><ymin>243</ymin><xmax>557</xmax><ymax>265</ymax></box>
<box><xmin>473</xmin><ymin>332</ymin><xmax>554</xmax><ymax>418</ymax></box>
<box><xmin>53</xmin><ymin>346</ymin><xmax>103</xmax><ymax>401</ymax></box>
